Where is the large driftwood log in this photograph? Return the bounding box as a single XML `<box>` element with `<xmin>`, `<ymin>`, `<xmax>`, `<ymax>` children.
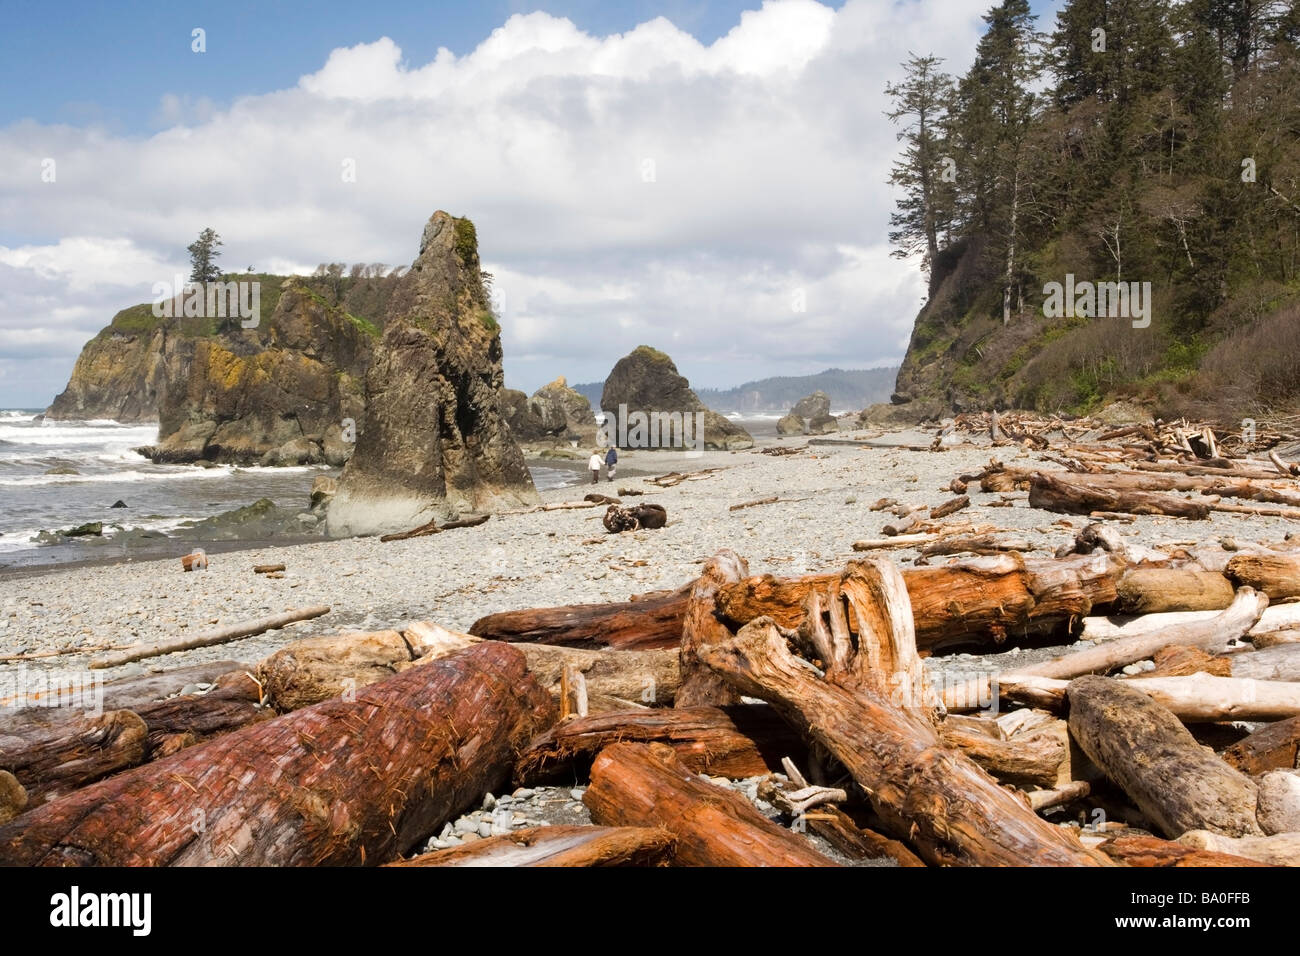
<box><xmin>0</xmin><ymin>644</ymin><xmax>554</xmax><ymax>866</ymax></box>
<box><xmin>513</xmin><ymin>705</ymin><xmax>802</xmax><ymax>786</ymax></box>
<box><xmin>132</xmin><ymin>673</ymin><xmax>272</xmax><ymax>759</ymax></box>
<box><xmin>403</xmin><ymin>622</ymin><xmax>680</xmax><ymax>709</ymax></box>
<box><xmin>1029</xmin><ymin>472</ymin><xmax>1211</xmax><ymax>518</ymax></box>
<box><xmin>1221</xmin><ymin>716</ymin><xmax>1300</xmax><ymax>775</ymax></box>
<box><xmin>1226</xmin><ymin>553</ymin><xmax>1300</xmax><ymax>600</ymax></box>
<box><xmin>468</xmin><ymin>587</ymin><xmax>689</xmax><ymax>650</ymax></box>
<box><xmin>1117</xmin><ymin>568</ymin><xmax>1234</xmax><ymax>613</ymax></box>
<box><xmin>0</xmin><ymin>660</ymin><xmax>247</xmax><ymax>720</ymax></box>
<box><xmin>1099</xmin><ymin>835</ymin><xmax>1272</xmax><ymax>867</ymax></box>
<box><xmin>0</xmin><ymin>710</ymin><xmax>148</xmax><ymax>807</ymax></box>
<box><xmin>1000</xmin><ymin>672</ymin><xmax>1300</xmax><ymax>720</ymax></box>
<box><xmin>1080</xmin><ymin>602</ymin><xmax>1300</xmax><ymax>643</ymax></box>
<box><xmin>257</xmin><ymin>630</ymin><xmax>417</xmax><ymax>711</ymax></box>
<box><xmin>1223</xmin><ymin>643</ymin><xmax>1300</xmax><ymax>681</ymax></box>
<box><xmin>698</xmin><ymin>609</ymin><xmax>1105</xmax><ymax>865</ymax></box>
<box><xmin>1065</xmin><ymin>676</ymin><xmax>1261</xmax><ymax>839</ymax></box>
<box><xmin>943</xmin><ymin>588</ymin><xmax>1269</xmax><ymax>710</ymax></box>
<box><xmin>389</xmin><ymin>825</ymin><xmax>674</xmax><ymax>867</ymax></box>
<box><xmin>582</xmin><ymin>742</ymin><xmax>836</xmax><ymax>866</ymax></box>
<box><xmin>676</xmin><ymin>550</ymin><xmax>750</xmax><ymax>708</ymax></box>
<box><xmin>1176</xmin><ymin>831</ymin><xmax>1300</xmax><ymax>866</ymax></box>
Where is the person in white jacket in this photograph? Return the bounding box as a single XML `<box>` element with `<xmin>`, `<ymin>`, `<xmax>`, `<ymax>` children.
<box><xmin>588</xmin><ymin>450</ymin><xmax>602</xmax><ymax>484</ymax></box>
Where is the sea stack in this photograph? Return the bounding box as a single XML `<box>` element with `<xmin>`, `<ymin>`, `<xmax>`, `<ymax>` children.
<box><xmin>327</xmin><ymin>212</ymin><xmax>538</xmax><ymax>536</ymax></box>
<box><xmin>600</xmin><ymin>345</ymin><xmax>753</xmax><ymax>451</ymax></box>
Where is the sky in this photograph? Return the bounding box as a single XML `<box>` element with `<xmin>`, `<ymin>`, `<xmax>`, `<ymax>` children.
<box><xmin>0</xmin><ymin>0</ymin><xmax>1065</xmax><ymax>408</ymax></box>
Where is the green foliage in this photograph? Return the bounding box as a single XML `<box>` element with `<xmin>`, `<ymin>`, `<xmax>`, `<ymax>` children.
<box><xmin>476</xmin><ymin>309</ymin><xmax>499</xmax><ymax>334</ymax></box>
<box><xmin>454</xmin><ymin>217</ymin><xmax>479</xmax><ymax>270</ymax></box>
<box><xmin>187</xmin><ymin>228</ymin><xmax>223</xmax><ymax>283</ymax></box>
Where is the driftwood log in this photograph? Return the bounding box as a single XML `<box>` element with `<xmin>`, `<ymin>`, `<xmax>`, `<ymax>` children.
<box><xmin>469</xmin><ymin>586</ymin><xmax>688</xmax><ymax>650</ymax></box>
<box><xmin>389</xmin><ymin>825</ymin><xmax>675</xmax><ymax>867</ymax></box>
<box><xmin>1226</xmin><ymin>552</ymin><xmax>1300</xmax><ymax>600</ymax></box>
<box><xmin>513</xmin><ymin>705</ymin><xmax>803</xmax><ymax>786</ymax></box>
<box><xmin>89</xmin><ymin>606</ymin><xmax>330</xmax><ymax>670</ymax></box>
<box><xmin>1176</xmin><ymin>831</ymin><xmax>1300</xmax><ymax>866</ymax></box>
<box><xmin>1221</xmin><ymin>716</ymin><xmax>1300</xmax><ymax>775</ymax></box>
<box><xmin>0</xmin><ymin>709</ymin><xmax>147</xmax><ymax>808</ymax></box>
<box><xmin>0</xmin><ymin>771</ymin><xmax>25</xmax><ymax>825</ymax></box>
<box><xmin>1065</xmin><ymin>676</ymin><xmax>1262</xmax><ymax>839</ymax></box>
<box><xmin>1029</xmin><ymin>472</ymin><xmax>1211</xmax><ymax>518</ymax></box>
<box><xmin>676</xmin><ymin>550</ymin><xmax>750</xmax><ymax>707</ymax></box>
<box><xmin>1099</xmin><ymin>835</ymin><xmax>1273</xmax><ymax>867</ymax></box>
<box><xmin>701</xmin><ymin>557</ymin><xmax>1106</xmax><ymax>866</ymax></box>
<box><xmin>582</xmin><ymin>742</ymin><xmax>836</xmax><ymax>867</ymax></box>
<box><xmin>0</xmin><ymin>643</ymin><xmax>554</xmax><ymax>866</ymax></box>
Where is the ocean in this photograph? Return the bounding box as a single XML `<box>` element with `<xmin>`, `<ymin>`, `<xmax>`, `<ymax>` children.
<box><xmin>0</xmin><ymin>412</ymin><xmax>581</xmax><ymax>572</ymax></box>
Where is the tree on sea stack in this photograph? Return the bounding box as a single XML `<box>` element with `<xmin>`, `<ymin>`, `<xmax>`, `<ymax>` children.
<box><xmin>187</xmin><ymin>228</ymin><xmax>223</xmax><ymax>283</ymax></box>
<box><xmin>326</xmin><ymin>211</ymin><xmax>538</xmax><ymax>537</ymax></box>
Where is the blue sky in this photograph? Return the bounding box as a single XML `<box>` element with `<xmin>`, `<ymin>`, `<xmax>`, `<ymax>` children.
<box><xmin>0</xmin><ymin>0</ymin><xmax>1064</xmax><ymax>408</ymax></box>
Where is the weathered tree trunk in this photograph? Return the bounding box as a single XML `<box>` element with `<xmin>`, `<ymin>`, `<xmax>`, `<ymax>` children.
<box><xmin>260</xmin><ymin>623</ymin><xmax>680</xmax><ymax>712</ymax></box>
<box><xmin>698</xmin><ymin>618</ymin><xmax>1106</xmax><ymax>865</ymax></box>
<box><xmin>1118</xmin><ymin>568</ymin><xmax>1234</xmax><ymax>613</ymax></box>
<box><xmin>389</xmin><ymin>825</ymin><xmax>674</xmax><ymax>867</ymax></box>
<box><xmin>257</xmin><ymin>630</ymin><xmax>423</xmax><ymax>711</ymax></box>
<box><xmin>1002</xmin><ymin>672</ymin><xmax>1300</xmax><ymax>720</ymax></box>
<box><xmin>1176</xmin><ymin>830</ymin><xmax>1300</xmax><ymax>866</ymax></box>
<box><xmin>1065</xmin><ymin>675</ymin><xmax>1262</xmax><ymax>839</ymax></box>
<box><xmin>1144</xmin><ymin>645</ymin><xmax>1231</xmax><ymax>678</ymax></box>
<box><xmin>0</xmin><ymin>643</ymin><xmax>554</xmax><ymax>866</ymax></box>
<box><xmin>132</xmin><ymin>674</ymin><xmax>272</xmax><ymax>759</ymax></box>
<box><xmin>943</xmin><ymin>588</ymin><xmax>1267</xmax><ymax>711</ymax></box>
<box><xmin>1029</xmin><ymin>472</ymin><xmax>1211</xmax><ymax>518</ymax></box>
<box><xmin>0</xmin><ymin>709</ymin><xmax>148</xmax><ymax>808</ymax></box>
<box><xmin>1222</xmin><ymin>643</ymin><xmax>1300</xmax><ymax>681</ymax></box>
<box><xmin>938</xmin><ymin>720</ymin><xmax>1068</xmax><ymax>788</ymax></box>
<box><xmin>1080</xmin><ymin>602</ymin><xmax>1300</xmax><ymax>643</ymax></box>
<box><xmin>513</xmin><ymin>705</ymin><xmax>802</xmax><ymax>786</ymax></box>
<box><xmin>676</xmin><ymin>550</ymin><xmax>750</xmax><ymax>707</ymax></box>
<box><xmin>1</xmin><ymin>660</ymin><xmax>247</xmax><ymax>720</ymax></box>
<box><xmin>1221</xmin><ymin>715</ymin><xmax>1300</xmax><ymax>775</ymax></box>
<box><xmin>583</xmin><ymin>742</ymin><xmax>836</xmax><ymax>867</ymax></box>
<box><xmin>1098</xmin><ymin>835</ymin><xmax>1272</xmax><ymax>867</ymax></box>
<box><xmin>468</xmin><ymin>587</ymin><xmax>689</xmax><ymax>650</ymax></box>
<box><xmin>1226</xmin><ymin>552</ymin><xmax>1300</xmax><ymax>600</ymax></box>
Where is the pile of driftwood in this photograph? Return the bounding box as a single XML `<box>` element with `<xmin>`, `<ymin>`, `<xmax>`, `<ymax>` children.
<box><xmin>937</xmin><ymin>410</ymin><xmax>1299</xmax><ymax>457</ymax></box>
<box><xmin>3</xmin><ymin>535</ymin><xmax>1298</xmax><ymax>866</ymax></box>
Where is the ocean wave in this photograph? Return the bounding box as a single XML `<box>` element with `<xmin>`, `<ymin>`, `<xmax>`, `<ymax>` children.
<box><xmin>0</xmin><ymin>466</ymin><xmax>238</xmax><ymax>487</ymax></box>
<box><xmin>0</xmin><ymin>424</ymin><xmax>158</xmax><ymax>446</ymax></box>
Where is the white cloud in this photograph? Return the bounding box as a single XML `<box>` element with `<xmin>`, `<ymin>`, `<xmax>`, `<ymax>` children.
<box><xmin>0</xmin><ymin>0</ymin><xmax>990</xmax><ymax>406</ymax></box>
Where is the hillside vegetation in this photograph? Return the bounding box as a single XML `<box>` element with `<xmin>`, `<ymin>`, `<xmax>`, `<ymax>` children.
<box><xmin>887</xmin><ymin>0</ymin><xmax>1300</xmax><ymax>425</ymax></box>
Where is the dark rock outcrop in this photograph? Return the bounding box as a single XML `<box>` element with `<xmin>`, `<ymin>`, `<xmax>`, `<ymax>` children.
<box><xmin>327</xmin><ymin>212</ymin><xmax>537</xmax><ymax>536</ymax></box>
<box><xmin>130</xmin><ymin>279</ymin><xmax>370</xmax><ymax>466</ymax></box>
<box><xmin>599</xmin><ymin>346</ymin><xmax>753</xmax><ymax>451</ymax></box>
<box><xmin>776</xmin><ymin>412</ymin><xmax>804</xmax><ymax>436</ymax></box>
<box><xmin>501</xmin><ymin>376</ymin><xmax>597</xmax><ymax>444</ymax></box>
<box><xmin>791</xmin><ymin>391</ymin><xmax>831</xmax><ymax>420</ymax></box>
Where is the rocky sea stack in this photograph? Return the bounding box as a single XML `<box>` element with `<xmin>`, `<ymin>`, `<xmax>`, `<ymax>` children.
<box><xmin>600</xmin><ymin>346</ymin><xmax>753</xmax><ymax>451</ymax></box>
<box><xmin>326</xmin><ymin>212</ymin><xmax>538</xmax><ymax>536</ymax></box>
<box><xmin>500</xmin><ymin>376</ymin><xmax>597</xmax><ymax>445</ymax></box>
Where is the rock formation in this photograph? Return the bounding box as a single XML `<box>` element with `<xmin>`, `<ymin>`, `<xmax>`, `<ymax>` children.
<box><xmin>791</xmin><ymin>390</ymin><xmax>831</xmax><ymax>420</ymax></box>
<box><xmin>776</xmin><ymin>391</ymin><xmax>838</xmax><ymax>436</ymax></box>
<box><xmin>327</xmin><ymin>212</ymin><xmax>537</xmax><ymax>536</ymax></box>
<box><xmin>599</xmin><ymin>346</ymin><xmax>753</xmax><ymax>451</ymax></box>
<box><xmin>776</xmin><ymin>412</ymin><xmax>804</xmax><ymax>436</ymax></box>
<box><xmin>133</xmin><ymin>279</ymin><xmax>370</xmax><ymax>466</ymax></box>
<box><xmin>46</xmin><ymin>309</ymin><xmax>169</xmax><ymax>423</ymax></box>
<box><xmin>501</xmin><ymin>376</ymin><xmax>597</xmax><ymax>444</ymax></box>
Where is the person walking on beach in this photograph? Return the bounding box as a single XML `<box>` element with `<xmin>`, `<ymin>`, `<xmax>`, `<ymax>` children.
<box><xmin>588</xmin><ymin>449</ymin><xmax>602</xmax><ymax>484</ymax></box>
<box><xmin>605</xmin><ymin>446</ymin><xmax>618</xmax><ymax>482</ymax></box>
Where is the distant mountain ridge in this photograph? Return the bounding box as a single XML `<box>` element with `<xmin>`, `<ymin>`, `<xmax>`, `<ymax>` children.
<box><xmin>569</xmin><ymin>367</ymin><xmax>897</xmax><ymax>413</ymax></box>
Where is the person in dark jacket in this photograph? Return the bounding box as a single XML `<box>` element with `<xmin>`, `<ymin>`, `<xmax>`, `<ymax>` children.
<box><xmin>605</xmin><ymin>446</ymin><xmax>618</xmax><ymax>482</ymax></box>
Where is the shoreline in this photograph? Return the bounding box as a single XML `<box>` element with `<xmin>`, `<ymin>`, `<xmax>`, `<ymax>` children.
<box><xmin>4</xmin><ymin>426</ymin><xmax>1295</xmax><ymax>683</ymax></box>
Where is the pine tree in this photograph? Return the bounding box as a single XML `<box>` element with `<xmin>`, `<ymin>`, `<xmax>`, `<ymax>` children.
<box><xmin>187</xmin><ymin>228</ymin><xmax>223</xmax><ymax>284</ymax></box>
<box><xmin>885</xmin><ymin>53</ymin><xmax>955</xmax><ymax>286</ymax></box>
